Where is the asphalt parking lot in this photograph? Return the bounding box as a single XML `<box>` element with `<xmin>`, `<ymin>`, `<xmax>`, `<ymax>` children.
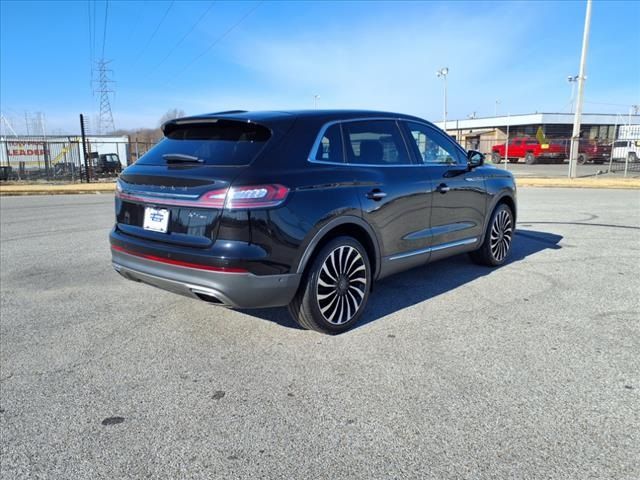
<box><xmin>1</xmin><ymin>188</ymin><xmax>639</xmax><ymax>479</ymax></box>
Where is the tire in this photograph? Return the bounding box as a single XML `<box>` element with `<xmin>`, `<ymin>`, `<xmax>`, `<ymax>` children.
<box><xmin>469</xmin><ymin>203</ymin><xmax>515</xmax><ymax>267</ymax></box>
<box><xmin>525</xmin><ymin>152</ymin><xmax>537</xmax><ymax>165</ymax></box>
<box><xmin>629</xmin><ymin>153</ymin><xmax>638</xmax><ymax>163</ymax></box>
<box><xmin>288</xmin><ymin>236</ymin><xmax>371</xmax><ymax>334</ymax></box>
<box><xmin>577</xmin><ymin>154</ymin><xmax>587</xmax><ymax>165</ymax></box>
<box><xmin>491</xmin><ymin>151</ymin><xmax>501</xmax><ymax>164</ymax></box>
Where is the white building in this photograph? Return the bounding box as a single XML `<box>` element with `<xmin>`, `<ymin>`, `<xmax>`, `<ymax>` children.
<box><xmin>434</xmin><ymin>112</ymin><xmax>640</xmax><ymax>152</ymax></box>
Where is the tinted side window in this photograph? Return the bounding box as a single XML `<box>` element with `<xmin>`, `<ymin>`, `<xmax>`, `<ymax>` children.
<box><xmin>343</xmin><ymin>120</ymin><xmax>411</xmax><ymax>165</ymax></box>
<box><xmin>313</xmin><ymin>123</ymin><xmax>344</xmax><ymax>163</ymax></box>
<box><xmin>404</xmin><ymin>121</ymin><xmax>462</xmax><ymax>165</ymax></box>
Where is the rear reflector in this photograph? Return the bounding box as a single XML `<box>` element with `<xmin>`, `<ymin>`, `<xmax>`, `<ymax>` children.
<box><xmin>111</xmin><ymin>245</ymin><xmax>247</xmax><ymax>273</ymax></box>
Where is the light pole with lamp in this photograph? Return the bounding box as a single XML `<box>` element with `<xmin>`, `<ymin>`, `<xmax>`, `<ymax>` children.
<box><xmin>313</xmin><ymin>94</ymin><xmax>320</xmax><ymax>109</ymax></box>
<box><xmin>436</xmin><ymin>67</ymin><xmax>449</xmax><ymax>131</ymax></box>
<box><xmin>567</xmin><ymin>75</ymin><xmax>579</xmax><ymax>113</ymax></box>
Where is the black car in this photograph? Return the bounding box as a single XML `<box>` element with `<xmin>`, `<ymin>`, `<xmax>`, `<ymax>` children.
<box><xmin>90</xmin><ymin>152</ymin><xmax>123</xmax><ymax>175</ymax></box>
<box><xmin>110</xmin><ymin>110</ymin><xmax>516</xmax><ymax>333</ymax></box>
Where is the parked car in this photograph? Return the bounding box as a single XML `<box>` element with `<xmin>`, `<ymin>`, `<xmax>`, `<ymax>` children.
<box><xmin>110</xmin><ymin>110</ymin><xmax>517</xmax><ymax>333</ymax></box>
<box><xmin>491</xmin><ymin>137</ymin><xmax>566</xmax><ymax>164</ymax></box>
<box><xmin>0</xmin><ymin>165</ymin><xmax>11</xmax><ymax>181</ymax></box>
<box><xmin>90</xmin><ymin>152</ymin><xmax>123</xmax><ymax>175</ymax></box>
<box><xmin>577</xmin><ymin>139</ymin><xmax>612</xmax><ymax>165</ymax></box>
<box><xmin>611</xmin><ymin>140</ymin><xmax>639</xmax><ymax>162</ymax></box>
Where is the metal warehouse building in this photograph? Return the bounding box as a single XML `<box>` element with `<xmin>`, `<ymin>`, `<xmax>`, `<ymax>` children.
<box><xmin>435</xmin><ymin>112</ymin><xmax>640</xmax><ymax>153</ymax></box>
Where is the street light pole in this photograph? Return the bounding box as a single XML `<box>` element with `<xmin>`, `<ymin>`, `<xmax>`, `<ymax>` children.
<box><xmin>568</xmin><ymin>0</ymin><xmax>592</xmax><ymax>179</ymax></box>
<box><xmin>437</xmin><ymin>67</ymin><xmax>449</xmax><ymax>131</ymax></box>
<box><xmin>313</xmin><ymin>94</ymin><xmax>320</xmax><ymax>109</ymax></box>
<box><xmin>567</xmin><ymin>75</ymin><xmax>579</xmax><ymax>113</ymax></box>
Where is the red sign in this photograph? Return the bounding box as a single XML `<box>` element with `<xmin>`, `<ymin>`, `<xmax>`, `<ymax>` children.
<box><xmin>9</xmin><ymin>148</ymin><xmax>46</xmax><ymax>156</ymax></box>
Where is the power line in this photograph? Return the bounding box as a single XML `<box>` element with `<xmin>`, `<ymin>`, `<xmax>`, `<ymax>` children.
<box><xmin>149</xmin><ymin>0</ymin><xmax>216</xmax><ymax>74</ymax></box>
<box><xmin>167</xmin><ymin>1</ymin><xmax>262</xmax><ymax>85</ymax></box>
<box><xmin>87</xmin><ymin>1</ymin><xmax>94</xmax><ymax>66</ymax></box>
<box><xmin>101</xmin><ymin>0</ymin><xmax>109</xmax><ymax>59</ymax></box>
<box><xmin>93</xmin><ymin>0</ymin><xmax>97</xmax><ymax>58</ymax></box>
<box><xmin>134</xmin><ymin>0</ymin><xmax>175</xmax><ymax>63</ymax></box>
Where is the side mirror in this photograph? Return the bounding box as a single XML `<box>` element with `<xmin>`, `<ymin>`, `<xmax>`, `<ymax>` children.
<box><xmin>467</xmin><ymin>150</ymin><xmax>484</xmax><ymax>169</ymax></box>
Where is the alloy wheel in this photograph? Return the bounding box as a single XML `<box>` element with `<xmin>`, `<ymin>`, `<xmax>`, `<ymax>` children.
<box><xmin>316</xmin><ymin>246</ymin><xmax>367</xmax><ymax>325</ymax></box>
<box><xmin>490</xmin><ymin>209</ymin><xmax>513</xmax><ymax>262</ymax></box>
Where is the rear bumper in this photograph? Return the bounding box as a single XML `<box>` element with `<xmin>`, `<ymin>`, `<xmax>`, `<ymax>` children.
<box><xmin>111</xmin><ymin>247</ymin><xmax>301</xmax><ymax>309</ymax></box>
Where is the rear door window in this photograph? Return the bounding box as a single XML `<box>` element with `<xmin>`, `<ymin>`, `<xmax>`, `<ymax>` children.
<box><xmin>342</xmin><ymin>120</ymin><xmax>412</xmax><ymax>165</ymax></box>
<box><xmin>136</xmin><ymin>120</ymin><xmax>271</xmax><ymax>166</ymax></box>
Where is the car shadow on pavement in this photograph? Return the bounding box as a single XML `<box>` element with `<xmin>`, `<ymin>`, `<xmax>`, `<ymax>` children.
<box><xmin>240</xmin><ymin>229</ymin><xmax>563</xmax><ymax>331</ymax></box>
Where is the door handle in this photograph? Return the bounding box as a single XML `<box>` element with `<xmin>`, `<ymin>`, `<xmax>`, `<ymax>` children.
<box><xmin>436</xmin><ymin>183</ymin><xmax>450</xmax><ymax>194</ymax></box>
<box><xmin>366</xmin><ymin>189</ymin><xmax>387</xmax><ymax>201</ymax></box>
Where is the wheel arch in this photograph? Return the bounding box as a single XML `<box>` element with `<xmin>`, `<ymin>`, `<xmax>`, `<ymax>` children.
<box><xmin>496</xmin><ymin>194</ymin><xmax>517</xmax><ymax>224</ymax></box>
<box><xmin>480</xmin><ymin>191</ymin><xmax>517</xmax><ymax>245</ymax></box>
<box><xmin>295</xmin><ymin>216</ymin><xmax>381</xmax><ymax>279</ymax></box>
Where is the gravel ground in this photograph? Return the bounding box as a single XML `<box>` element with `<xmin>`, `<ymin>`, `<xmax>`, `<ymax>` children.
<box><xmin>1</xmin><ymin>188</ymin><xmax>639</xmax><ymax>479</ymax></box>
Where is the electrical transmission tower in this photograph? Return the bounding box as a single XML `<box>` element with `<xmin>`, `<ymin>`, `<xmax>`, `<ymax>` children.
<box><xmin>93</xmin><ymin>59</ymin><xmax>116</xmax><ymax>134</ymax></box>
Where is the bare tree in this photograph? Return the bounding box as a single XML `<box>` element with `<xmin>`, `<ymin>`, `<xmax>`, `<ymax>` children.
<box><xmin>159</xmin><ymin>108</ymin><xmax>186</xmax><ymax>126</ymax></box>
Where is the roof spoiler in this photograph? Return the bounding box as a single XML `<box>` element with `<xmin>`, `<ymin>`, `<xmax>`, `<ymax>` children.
<box><xmin>161</xmin><ymin>112</ymin><xmax>254</xmax><ymax>136</ymax></box>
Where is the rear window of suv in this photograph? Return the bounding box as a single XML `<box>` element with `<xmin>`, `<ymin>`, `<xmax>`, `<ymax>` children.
<box><xmin>136</xmin><ymin>120</ymin><xmax>271</xmax><ymax>166</ymax></box>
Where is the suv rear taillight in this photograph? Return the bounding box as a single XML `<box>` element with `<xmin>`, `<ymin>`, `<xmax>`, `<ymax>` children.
<box><xmin>116</xmin><ymin>182</ymin><xmax>289</xmax><ymax>209</ymax></box>
<box><xmin>221</xmin><ymin>185</ymin><xmax>289</xmax><ymax>209</ymax></box>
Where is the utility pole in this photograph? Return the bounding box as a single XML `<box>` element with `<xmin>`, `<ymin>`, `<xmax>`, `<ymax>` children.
<box><xmin>567</xmin><ymin>75</ymin><xmax>579</xmax><ymax>113</ymax></box>
<box><xmin>437</xmin><ymin>67</ymin><xmax>449</xmax><ymax>131</ymax></box>
<box><xmin>568</xmin><ymin>0</ymin><xmax>592</xmax><ymax>179</ymax></box>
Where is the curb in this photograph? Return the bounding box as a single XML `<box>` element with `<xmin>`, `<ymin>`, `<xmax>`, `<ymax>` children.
<box><xmin>515</xmin><ymin>178</ymin><xmax>640</xmax><ymax>189</ymax></box>
<box><xmin>0</xmin><ymin>183</ymin><xmax>116</xmax><ymax>196</ymax></box>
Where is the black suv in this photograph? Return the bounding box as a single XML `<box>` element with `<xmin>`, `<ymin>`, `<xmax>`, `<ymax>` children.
<box><xmin>110</xmin><ymin>110</ymin><xmax>516</xmax><ymax>333</ymax></box>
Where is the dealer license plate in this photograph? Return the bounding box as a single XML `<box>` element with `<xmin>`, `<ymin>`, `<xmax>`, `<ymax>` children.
<box><xmin>143</xmin><ymin>207</ymin><xmax>170</xmax><ymax>233</ymax></box>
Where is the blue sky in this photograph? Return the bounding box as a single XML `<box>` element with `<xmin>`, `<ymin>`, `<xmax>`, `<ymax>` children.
<box><xmin>1</xmin><ymin>0</ymin><xmax>639</xmax><ymax>134</ymax></box>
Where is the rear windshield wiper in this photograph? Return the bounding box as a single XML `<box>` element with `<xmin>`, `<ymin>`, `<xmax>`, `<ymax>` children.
<box><xmin>163</xmin><ymin>153</ymin><xmax>204</xmax><ymax>163</ymax></box>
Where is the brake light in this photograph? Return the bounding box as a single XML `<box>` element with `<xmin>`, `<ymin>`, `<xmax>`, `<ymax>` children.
<box><xmin>226</xmin><ymin>185</ymin><xmax>289</xmax><ymax>209</ymax></box>
<box><xmin>197</xmin><ymin>185</ymin><xmax>289</xmax><ymax>209</ymax></box>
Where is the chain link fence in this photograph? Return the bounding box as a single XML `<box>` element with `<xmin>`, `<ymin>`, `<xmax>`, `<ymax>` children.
<box><xmin>450</xmin><ymin>125</ymin><xmax>640</xmax><ymax>176</ymax></box>
<box><xmin>0</xmin><ymin>137</ymin><xmax>156</xmax><ymax>182</ymax></box>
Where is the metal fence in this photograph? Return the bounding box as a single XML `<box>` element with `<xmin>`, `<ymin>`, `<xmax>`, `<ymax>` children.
<box><xmin>455</xmin><ymin>134</ymin><xmax>640</xmax><ymax>175</ymax></box>
<box><xmin>1</xmin><ymin>131</ymin><xmax>638</xmax><ymax>182</ymax></box>
<box><xmin>0</xmin><ymin>138</ymin><xmax>156</xmax><ymax>182</ymax></box>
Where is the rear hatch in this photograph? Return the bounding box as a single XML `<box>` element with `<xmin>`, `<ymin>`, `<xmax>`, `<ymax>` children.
<box><xmin>115</xmin><ymin>118</ymin><xmax>277</xmax><ymax>248</ymax></box>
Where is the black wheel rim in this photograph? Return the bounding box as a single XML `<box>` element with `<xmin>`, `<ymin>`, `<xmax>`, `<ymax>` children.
<box><xmin>316</xmin><ymin>246</ymin><xmax>367</xmax><ymax>325</ymax></box>
<box><xmin>490</xmin><ymin>209</ymin><xmax>513</xmax><ymax>262</ymax></box>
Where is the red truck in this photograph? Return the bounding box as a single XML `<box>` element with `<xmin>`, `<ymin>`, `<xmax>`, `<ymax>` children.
<box><xmin>491</xmin><ymin>137</ymin><xmax>566</xmax><ymax>164</ymax></box>
<box><xmin>576</xmin><ymin>139</ymin><xmax>612</xmax><ymax>164</ymax></box>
